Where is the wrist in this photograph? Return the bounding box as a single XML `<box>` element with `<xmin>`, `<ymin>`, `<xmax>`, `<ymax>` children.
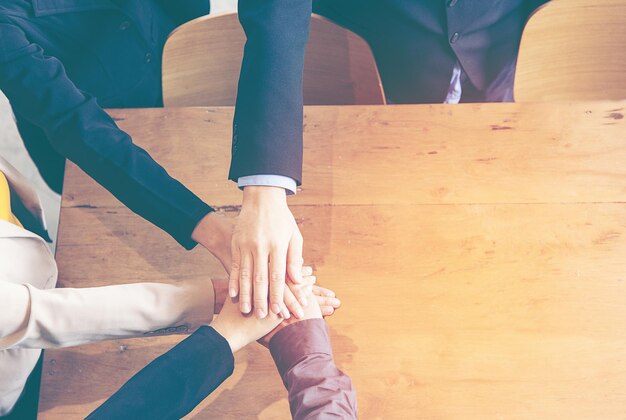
<box><xmin>211</xmin><ymin>322</ymin><xmax>243</xmax><ymax>353</ymax></box>
<box><xmin>192</xmin><ymin>212</ymin><xmax>232</xmax><ymax>254</ymax></box>
<box><xmin>242</xmin><ymin>186</ymin><xmax>287</xmax><ymax>206</ymax></box>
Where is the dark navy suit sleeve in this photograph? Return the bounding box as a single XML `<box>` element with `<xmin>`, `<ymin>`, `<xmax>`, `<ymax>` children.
<box><xmin>0</xmin><ymin>18</ymin><xmax>212</xmax><ymax>249</ymax></box>
<box><xmin>86</xmin><ymin>326</ymin><xmax>234</xmax><ymax>420</ymax></box>
<box><xmin>229</xmin><ymin>0</ymin><xmax>312</xmax><ymax>186</ymax></box>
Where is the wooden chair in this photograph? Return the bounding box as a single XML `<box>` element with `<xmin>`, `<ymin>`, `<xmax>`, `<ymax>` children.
<box><xmin>162</xmin><ymin>12</ymin><xmax>386</xmax><ymax>107</ymax></box>
<box><xmin>515</xmin><ymin>0</ymin><xmax>626</xmax><ymax>102</ymax></box>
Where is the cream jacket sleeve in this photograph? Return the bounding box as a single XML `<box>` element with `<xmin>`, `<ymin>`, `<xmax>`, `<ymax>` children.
<box><xmin>0</xmin><ymin>218</ymin><xmax>216</xmax><ymax>351</ymax></box>
<box><xmin>0</xmin><ymin>228</ymin><xmax>215</xmax><ymax>415</ymax></box>
<box><xmin>0</xmin><ymin>279</ymin><xmax>215</xmax><ymax>350</ymax></box>
<box><xmin>0</xmin><ymin>155</ymin><xmax>217</xmax><ymax>350</ymax></box>
<box><xmin>0</xmin><ymin>156</ymin><xmax>217</xmax><ymax>415</ymax></box>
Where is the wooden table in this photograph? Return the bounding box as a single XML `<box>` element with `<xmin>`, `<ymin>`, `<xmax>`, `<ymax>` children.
<box><xmin>39</xmin><ymin>102</ymin><xmax>626</xmax><ymax>419</ymax></box>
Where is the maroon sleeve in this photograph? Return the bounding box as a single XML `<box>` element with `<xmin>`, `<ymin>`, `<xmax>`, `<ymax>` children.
<box><xmin>269</xmin><ymin>319</ymin><xmax>357</xmax><ymax>419</ymax></box>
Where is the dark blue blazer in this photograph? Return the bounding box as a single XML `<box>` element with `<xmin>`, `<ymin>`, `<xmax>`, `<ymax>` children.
<box><xmin>0</xmin><ymin>0</ymin><xmax>311</xmax><ymax>247</ymax></box>
<box><xmin>86</xmin><ymin>326</ymin><xmax>234</xmax><ymax>420</ymax></box>
<box><xmin>0</xmin><ymin>0</ymin><xmax>549</xmax><ymax>228</ymax></box>
<box><xmin>231</xmin><ymin>0</ymin><xmax>549</xmax><ymax>185</ymax></box>
<box><xmin>0</xmin><ymin>0</ymin><xmax>214</xmax><ymax>248</ymax></box>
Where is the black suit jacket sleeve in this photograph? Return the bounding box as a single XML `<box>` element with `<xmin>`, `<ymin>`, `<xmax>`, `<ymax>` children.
<box><xmin>229</xmin><ymin>0</ymin><xmax>312</xmax><ymax>185</ymax></box>
<box><xmin>0</xmin><ymin>18</ymin><xmax>212</xmax><ymax>249</ymax></box>
<box><xmin>86</xmin><ymin>326</ymin><xmax>234</xmax><ymax>420</ymax></box>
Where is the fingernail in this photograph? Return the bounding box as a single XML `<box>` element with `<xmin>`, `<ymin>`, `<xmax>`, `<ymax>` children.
<box><xmin>229</xmin><ymin>288</ymin><xmax>237</xmax><ymax>298</ymax></box>
<box><xmin>256</xmin><ymin>308</ymin><xmax>266</xmax><ymax>318</ymax></box>
<box><xmin>271</xmin><ymin>303</ymin><xmax>281</xmax><ymax>314</ymax></box>
<box><xmin>335</xmin><ymin>299</ymin><xmax>341</xmax><ymax>307</ymax></box>
<box><xmin>284</xmin><ymin>310</ymin><xmax>291</xmax><ymax>319</ymax></box>
<box><xmin>301</xmin><ymin>297</ymin><xmax>308</xmax><ymax>306</ymax></box>
<box><xmin>296</xmin><ymin>309</ymin><xmax>304</xmax><ymax>319</ymax></box>
<box><xmin>241</xmin><ymin>303</ymin><xmax>251</xmax><ymax>313</ymax></box>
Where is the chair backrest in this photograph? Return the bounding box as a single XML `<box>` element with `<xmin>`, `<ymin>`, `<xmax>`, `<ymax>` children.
<box><xmin>162</xmin><ymin>12</ymin><xmax>386</xmax><ymax>107</ymax></box>
<box><xmin>514</xmin><ymin>0</ymin><xmax>626</xmax><ymax>102</ymax></box>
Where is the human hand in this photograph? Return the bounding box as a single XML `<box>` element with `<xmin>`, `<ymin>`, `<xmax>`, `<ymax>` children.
<box><xmin>211</xmin><ymin>296</ymin><xmax>283</xmax><ymax>353</ymax></box>
<box><xmin>257</xmin><ymin>288</ymin><xmax>324</xmax><ymax>349</ymax></box>
<box><xmin>214</xmin><ymin>270</ymin><xmax>339</xmax><ymax>316</ymax></box>
<box><xmin>213</xmin><ymin>273</ymin><xmax>312</xmax><ymax>317</ymax></box>
<box><xmin>229</xmin><ymin>186</ymin><xmax>305</xmax><ymax>319</ymax></box>
<box><xmin>284</xmin><ymin>266</ymin><xmax>341</xmax><ymax>318</ymax></box>
<box><xmin>312</xmin><ymin>284</ymin><xmax>341</xmax><ymax>317</ymax></box>
<box><xmin>191</xmin><ymin>212</ymin><xmax>235</xmax><ymax>273</ymax></box>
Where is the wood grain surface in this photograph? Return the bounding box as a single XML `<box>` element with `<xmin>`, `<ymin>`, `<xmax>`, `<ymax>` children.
<box><xmin>40</xmin><ymin>102</ymin><xmax>626</xmax><ymax>419</ymax></box>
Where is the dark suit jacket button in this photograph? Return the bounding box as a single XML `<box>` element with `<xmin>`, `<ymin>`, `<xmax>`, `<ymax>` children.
<box><xmin>145</xmin><ymin>52</ymin><xmax>152</xmax><ymax>63</ymax></box>
<box><xmin>119</xmin><ymin>21</ymin><xmax>131</xmax><ymax>30</ymax></box>
<box><xmin>450</xmin><ymin>32</ymin><xmax>460</xmax><ymax>43</ymax></box>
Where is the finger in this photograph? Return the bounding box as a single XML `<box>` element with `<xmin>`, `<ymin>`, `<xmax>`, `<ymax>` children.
<box><xmin>239</xmin><ymin>253</ymin><xmax>253</xmax><ymax>314</ymax></box>
<box><xmin>300</xmin><ymin>275</ymin><xmax>316</xmax><ymax>288</ymax></box>
<box><xmin>296</xmin><ymin>284</ymin><xmax>309</xmax><ymax>307</ymax></box>
<box><xmin>283</xmin><ymin>286</ymin><xmax>304</xmax><ymax>319</ymax></box>
<box><xmin>228</xmin><ymin>241</ymin><xmax>241</xmax><ymax>298</ymax></box>
<box><xmin>286</xmin><ymin>232</ymin><xmax>304</xmax><ymax>284</ymax></box>
<box><xmin>312</xmin><ymin>285</ymin><xmax>336</xmax><ymax>298</ymax></box>
<box><xmin>253</xmin><ymin>251</ymin><xmax>269</xmax><ymax>318</ymax></box>
<box><xmin>302</xmin><ymin>266</ymin><xmax>313</xmax><ymax>276</ymax></box>
<box><xmin>320</xmin><ymin>305</ymin><xmax>335</xmax><ymax>317</ymax></box>
<box><xmin>288</xmin><ymin>276</ymin><xmax>313</xmax><ymax>307</ymax></box>
<box><xmin>314</xmin><ymin>295</ymin><xmax>342</xmax><ymax>309</ymax></box>
<box><xmin>269</xmin><ymin>246</ymin><xmax>287</xmax><ymax>315</ymax></box>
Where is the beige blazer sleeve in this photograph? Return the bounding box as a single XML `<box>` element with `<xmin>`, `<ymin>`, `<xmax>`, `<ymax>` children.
<box><xmin>0</xmin><ymin>156</ymin><xmax>217</xmax><ymax>350</ymax></box>
<box><xmin>0</xmin><ymin>217</ymin><xmax>216</xmax><ymax>351</ymax></box>
<box><xmin>0</xmin><ymin>280</ymin><xmax>215</xmax><ymax>350</ymax></box>
<box><xmin>0</xmin><ymin>157</ymin><xmax>217</xmax><ymax>414</ymax></box>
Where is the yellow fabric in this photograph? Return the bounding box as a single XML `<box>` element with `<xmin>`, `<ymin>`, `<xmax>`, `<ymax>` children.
<box><xmin>0</xmin><ymin>172</ymin><xmax>22</xmax><ymax>228</ymax></box>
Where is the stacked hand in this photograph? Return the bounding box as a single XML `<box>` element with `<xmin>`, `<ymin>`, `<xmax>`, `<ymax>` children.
<box><xmin>211</xmin><ymin>276</ymin><xmax>337</xmax><ymax>353</ymax></box>
<box><xmin>211</xmin><ymin>295</ymin><xmax>282</xmax><ymax>353</ymax></box>
<box><xmin>257</xmin><ymin>282</ymin><xmax>325</xmax><ymax>349</ymax></box>
<box><xmin>212</xmin><ymin>273</ymin><xmax>340</xmax><ymax>318</ymax></box>
<box><xmin>229</xmin><ymin>186</ymin><xmax>304</xmax><ymax>318</ymax></box>
<box><xmin>192</xmin><ymin>186</ymin><xmax>308</xmax><ymax>320</ymax></box>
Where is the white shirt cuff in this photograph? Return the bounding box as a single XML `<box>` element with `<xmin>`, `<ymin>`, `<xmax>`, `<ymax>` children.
<box><xmin>237</xmin><ymin>175</ymin><xmax>297</xmax><ymax>195</ymax></box>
